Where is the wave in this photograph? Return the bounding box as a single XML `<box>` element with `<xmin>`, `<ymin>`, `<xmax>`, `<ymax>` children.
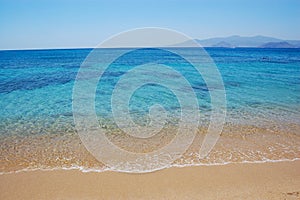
<box><xmin>1</xmin><ymin>158</ymin><xmax>299</xmax><ymax>175</ymax></box>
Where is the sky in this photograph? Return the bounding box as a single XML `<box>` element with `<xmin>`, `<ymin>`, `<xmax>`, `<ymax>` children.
<box><xmin>0</xmin><ymin>0</ymin><xmax>300</xmax><ymax>49</ymax></box>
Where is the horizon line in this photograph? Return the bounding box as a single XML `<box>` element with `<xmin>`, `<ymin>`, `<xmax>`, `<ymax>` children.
<box><xmin>1</xmin><ymin>34</ymin><xmax>300</xmax><ymax>51</ymax></box>
<box><xmin>2</xmin><ymin>47</ymin><xmax>300</xmax><ymax>51</ymax></box>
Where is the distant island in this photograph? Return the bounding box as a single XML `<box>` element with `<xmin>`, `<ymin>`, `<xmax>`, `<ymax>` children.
<box><xmin>178</xmin><ymin>35</ymin><xmax>300</xmax><ymax>48</ymax></box>
<box><xmin>259</xmin><ymin>41</ymin><xmax>296</xmax><ymax>48</ymax></box>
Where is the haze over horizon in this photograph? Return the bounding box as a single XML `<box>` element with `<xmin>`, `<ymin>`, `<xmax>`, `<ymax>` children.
<box><xmin>1</xmin><ymin>0</ymin><xmax>299</xmax><ymax>50</ymax></box>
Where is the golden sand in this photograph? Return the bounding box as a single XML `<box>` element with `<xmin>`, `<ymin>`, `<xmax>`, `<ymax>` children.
<box><xmin>0</xmin><ymin>161</ymin><xmax>299</xmax><ymax>200</ymax></box>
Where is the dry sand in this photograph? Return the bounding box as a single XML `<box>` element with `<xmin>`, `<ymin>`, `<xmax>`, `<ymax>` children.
<box><xmin>0</xmin><ymin>160</ymin><xmax>299</xmax><ymax>200</ymax></box>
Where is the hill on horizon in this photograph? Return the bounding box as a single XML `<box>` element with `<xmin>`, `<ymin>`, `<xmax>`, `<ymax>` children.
<box><xmin>177</xmin><ymin>35</ymin><xmax>300</xmax><ymax>48</ymax></box>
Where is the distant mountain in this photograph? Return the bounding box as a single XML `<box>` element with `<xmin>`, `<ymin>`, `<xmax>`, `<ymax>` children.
<box><xmin>286</xmin><ymin>40</ymin><xmax>300</xmax><ymax>47</ymax></box>
<box><xmin>211</xmin><ymin>41</ymin><xmax>234</xmax><ymax>48</ymax></box>
<box><xmin>177</xmin><ymin>35</ymin><xmax>300</xmax><ymax>48</ymax></box>
<box><xmin>260</xmin><ymin>41</ymin><xmax>295</xmax><ymax>48</ymax></box>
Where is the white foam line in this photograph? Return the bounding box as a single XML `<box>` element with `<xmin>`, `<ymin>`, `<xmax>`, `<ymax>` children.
<box><xmin>0</xmin><ymin>165</ymin><xmax>110</xmax><ymax>175</ymax></box>
<box><xmin>171</xmin><ymin>158</ymin><xmax>300</xmax><ymax>169</ymax></box>
<box><xmin>1</xmin><ymin>158</ymin><xmax>299</xmax><ymax>175</ymax></box>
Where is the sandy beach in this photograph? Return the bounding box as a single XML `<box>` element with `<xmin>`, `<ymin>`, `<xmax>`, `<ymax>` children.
<box><xmin>1</xmin><ymin>0</ymin><xmax>300</xmax><ymax>200</ymax></box>
<box><xmin>1</xmin><ymin>160</ymin><xmax>299</xmax><ymax>200</ymax></box>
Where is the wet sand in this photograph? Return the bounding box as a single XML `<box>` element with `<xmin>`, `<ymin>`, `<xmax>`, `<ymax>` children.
<box><xmin>0</xmin><ymin>160</ymin><xmax>299</xmax><ymax>200</ymax></box>
<box><xmin>1</xmin><ymin>123</ymin><xmax>300</xmax><ymax>173</ymax></box>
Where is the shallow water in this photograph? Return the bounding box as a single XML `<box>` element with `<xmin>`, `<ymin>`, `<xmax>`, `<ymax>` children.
<box><xmin>0</xmin><ymin>48</ymin><xmax>299</xmax><ymax>173</ymax></box>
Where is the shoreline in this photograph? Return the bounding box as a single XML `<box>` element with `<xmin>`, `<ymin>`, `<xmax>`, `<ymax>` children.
<box><xmin>2</xmin><ymin>123</ymin><xmax>299</xmax><ymax>173</ymax></box>
<box><xmin>0</xmin><ymin>157</ymin><xmax>299</xmax><ymax>175</ymax></box>
<box><xmin>1</xmin><ymin>160</ymin><xmax>299</xmax><ymax>200</ymax></box>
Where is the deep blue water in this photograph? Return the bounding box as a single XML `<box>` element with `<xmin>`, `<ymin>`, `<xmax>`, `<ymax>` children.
<box><xmin>0</xmin><ymin>48</ymin><xmax>299</xmax><ymax>137</ymax></box>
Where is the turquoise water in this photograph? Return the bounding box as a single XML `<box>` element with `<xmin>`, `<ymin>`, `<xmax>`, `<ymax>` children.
<box><xmin>1</xmin><ymin>48</ymin><xmax>299</xmax><ymax>131</ymax></box>
<box><xmin>0</xmin><ymin>48</ymin><xmax>299</xmax><ymax>172</ymax></box>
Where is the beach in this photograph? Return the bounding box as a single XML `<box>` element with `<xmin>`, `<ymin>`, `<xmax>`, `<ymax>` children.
<box><xmin>1</xmin><ymin>48</ymin><xmax>299</xmax><ymax>199</ymax></box>
<box><xmin>1</xmin><ymin>0</ymin><xmax>300</xmax><ymax>199</ymax></box>
<box><xmin>1</xmin><ymin>161</ymin><xmax>299</xmax><ymax>200</ymax></box>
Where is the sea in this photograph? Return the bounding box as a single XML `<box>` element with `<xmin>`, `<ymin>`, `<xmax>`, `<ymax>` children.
<box><xmin>0</xmin><ymin>47</ymin><xmax>299</xmax><ymax>173</ymax></box>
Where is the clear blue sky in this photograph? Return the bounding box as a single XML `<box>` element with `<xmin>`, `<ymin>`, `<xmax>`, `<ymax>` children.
<box><xmin>0</xmin><ymin>0</ymin><xmax>299</xmax><ymax>49</ymax></box>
